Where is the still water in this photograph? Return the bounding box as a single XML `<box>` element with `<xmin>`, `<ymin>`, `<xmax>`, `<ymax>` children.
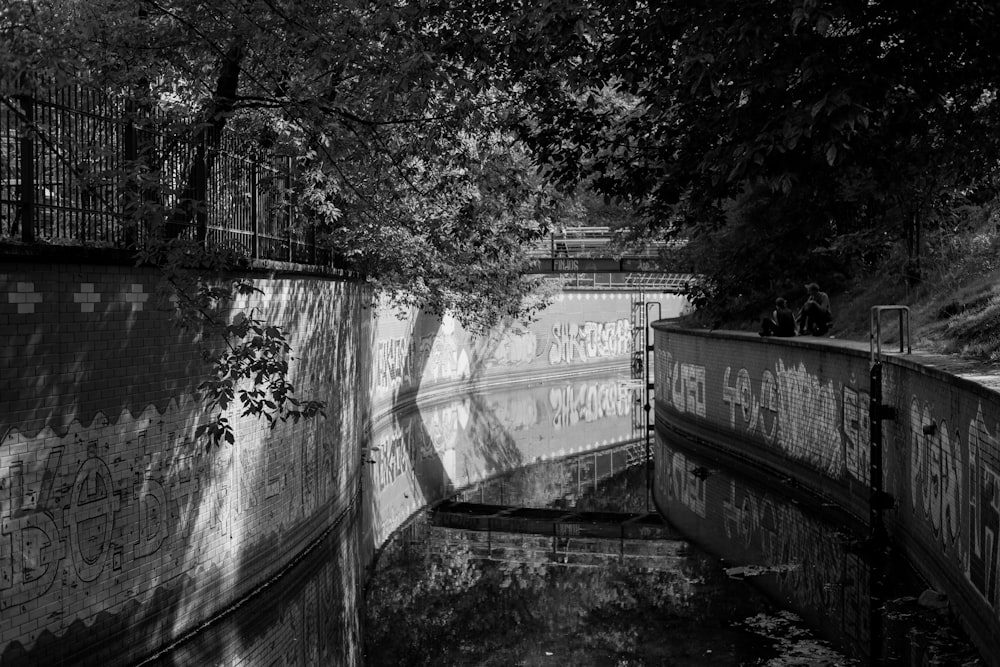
<box><xmin>149</xmin><ymin>370</ymin><xmax>981</xmax><ymax>666</ymax></box>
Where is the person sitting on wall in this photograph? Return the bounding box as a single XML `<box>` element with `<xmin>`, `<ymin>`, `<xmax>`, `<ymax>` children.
<box><xmin>759</xmin><ymin>297</ymin><xmax>797</xmax><ymax>337</ymax></box>
<box><xmin>798</xmin><ymin>282</ymin><xmax>833</xmax><ymax>335</ymax></box>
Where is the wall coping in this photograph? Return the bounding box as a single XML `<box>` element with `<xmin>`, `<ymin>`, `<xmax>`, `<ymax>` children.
<box><xmin>0</xmin><ymin>242</ymin><xmax>363</xmax><ymax>280</ymax></box>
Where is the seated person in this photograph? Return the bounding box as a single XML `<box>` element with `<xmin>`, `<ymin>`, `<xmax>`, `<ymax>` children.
<box><xmin>760</xmin><ymin>297</ymin><xmax>797</xmax><ymax>337</ymax></box>
<box><xmin>798</xmin><ymin>282</ymin><xmax>832</xmax><ymax>335</ymax></box>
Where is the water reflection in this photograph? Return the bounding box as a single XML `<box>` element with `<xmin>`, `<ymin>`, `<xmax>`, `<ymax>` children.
<box><xmin>367</xmin><ymin>372</ymin><xmax>640</xmax><ymax>546</ymax></box>
<box><xmin>365</xmin><ymin>446</ymin><xmax>849</xmax><ymax>666</ymax></box>
<box><xmin>144</xmin><ymin>369</ymin><xmax>982</xmax><ymax>666</ymax></box>
<box><xmin>655</xmin><ymin>434</ymin><xmax>982</xmax><ymax>665</ymax></box>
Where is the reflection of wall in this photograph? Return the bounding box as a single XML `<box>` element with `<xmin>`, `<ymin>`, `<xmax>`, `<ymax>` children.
<box><xmin>0</xmin><ymin>265</ymin><xmax>369</xmax><ymax>666</ymax></box>
<box><xmin>368</xmin><ymin>375</ymin><xmax>639</xmax><ymax>547</ymax></box>
<box><xmin>655</xmin><ymin>434</ymin><xmax>869</xmax><ymax>658</ymax></box>
<box><xmin>652</xmin><ymin>325</ymin><xmax>1000</xmax><ymax>663</ymax></box>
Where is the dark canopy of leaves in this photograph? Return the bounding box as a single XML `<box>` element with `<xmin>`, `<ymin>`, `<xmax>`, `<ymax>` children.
<box><xmin>435</xmin><ymin>0</ymin><xmax>1000</xmax><ymax>311</ymax></box>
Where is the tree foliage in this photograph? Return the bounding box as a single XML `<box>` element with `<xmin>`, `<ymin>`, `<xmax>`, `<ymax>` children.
<box><xmin>454</xmin><ymin>0</ymin><xmax>1000</xmax><ymax>311</ymax></box>
<box><xmin>1</xmin><ymin>0</ymin><xmax>577</xmax><ymax>443</ymax></box>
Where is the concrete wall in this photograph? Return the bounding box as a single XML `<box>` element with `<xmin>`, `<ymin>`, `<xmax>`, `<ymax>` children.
<box><xmin>651</xmin><ymin>324</ymin><xmax>1000</xmax><ymax>664</ymax></box>
<box><xmin>0</xmin><ymin>257</ymin><xmax>686</xmax><ymax>667</ymax></box>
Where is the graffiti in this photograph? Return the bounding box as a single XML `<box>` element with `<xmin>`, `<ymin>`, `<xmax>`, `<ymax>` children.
<box><xmin>548</xmin><ymin>381</ymin><xmax>633</xmax><ymax>429</ymax></box>
<box><xmin>375</xmin><ymin>334</ymin><xmax>471</xmax><ymax>393</ymax></box>
<box><xmin>967</xmin><ymin>403</ymin><xmax>1000</xmax><ymax>608</ymax></box>
<box><xmin>0</xmin><ymin>403</ymin><xmax>330</xmax><ymax>629</ymax></box>
<box><xmin>722</xmin><ymin>361</ymin><xmax>842</xmax><ymax>477</ymax></box>
<box><xmin>842</xmin><ymin>385</ymin><xmax>870</xmax><ymax>484</ymax></box>
<box><xmin>774</xmin><ymin>360</ymin><xmax>842</xmax><ymax>475</ymax></box>
<box><xmin>909</xmin><ymin>397</ymin><xmax>961</xmax><ymax>559</ymax></box>
<box><xmin>487</xmin><ymin>330</ymin><xmax>538</xmax><ymax>367</ymax></box>
<box><xmin>661</xmin><ymin>352</ymin><xmax>706</xmax><ymax>418</ymax></box>
<box><xmin>547</xmin><ymin>319</ymin><xmax>631</xmax><ymax>365</ymax></box>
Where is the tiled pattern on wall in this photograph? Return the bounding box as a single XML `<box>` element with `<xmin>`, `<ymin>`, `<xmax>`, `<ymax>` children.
<box><xmin>0</xmin><ymin>263</ymin><xmax>369</xmax><ymax>666</ymax></box>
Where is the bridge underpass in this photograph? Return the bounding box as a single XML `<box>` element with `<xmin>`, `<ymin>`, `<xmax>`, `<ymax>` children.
<box><xmin>526</xmin><ymin>225</ymin><xmax>693</xmax><ymax>291</ymax></box>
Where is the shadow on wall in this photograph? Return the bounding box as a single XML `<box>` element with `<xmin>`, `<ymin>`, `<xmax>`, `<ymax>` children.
<box><xmin>1</xmin><ymin>266</ymin><xmax>210</xmax><ymax>438</ymax></box>
<box><xmin>0</xmin><ymin>269</ymin><xmax>371</xmax><ymax>667</ymax></box>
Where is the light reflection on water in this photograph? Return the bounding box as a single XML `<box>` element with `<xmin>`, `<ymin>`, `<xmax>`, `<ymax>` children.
<box><xmin>147</xmin><ymin>371</ymin><xmax>981</xmax><ymax>666</ymax></box>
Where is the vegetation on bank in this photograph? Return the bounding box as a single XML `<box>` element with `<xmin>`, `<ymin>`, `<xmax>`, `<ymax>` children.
<box><xmin>676</xmin><ymin>200</ymin><xmax>1000</xmax><ymax>363</ymax></box>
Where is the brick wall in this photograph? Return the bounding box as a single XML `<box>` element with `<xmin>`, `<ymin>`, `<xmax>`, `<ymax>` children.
<box><xmin>652</xmin><ymin>324</ymin><xmax>1000</xmax><ymax>664</ymax></box>
<box><xmin>0</xmin><ymin>262</ymin><xmax>370</xmax><ymax>666</ymax></box>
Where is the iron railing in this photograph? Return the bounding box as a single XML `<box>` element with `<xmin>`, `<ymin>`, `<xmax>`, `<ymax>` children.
<box><xmin>1</xmin><ymin>82</ymin><xmax>330</xmax><ymax>266</ymax></box>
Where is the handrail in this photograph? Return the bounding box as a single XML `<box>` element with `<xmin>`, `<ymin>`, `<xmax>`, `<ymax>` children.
<box><xmin>869</xmin><ymin>305</ymin><xmax>911</xmax><ymax>362</ymax></box>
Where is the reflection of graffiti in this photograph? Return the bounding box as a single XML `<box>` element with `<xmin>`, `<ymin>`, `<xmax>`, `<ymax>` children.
<box><xmin>967</xmin><ymin>403</ymin><xmax>1000</xmax><ymax>608</ymax></box>
<box><xmin>486</xmin><ymin>395</ymin><xmax>540</xmax><ymax>431</ymax></box>
<box><xmin>660</xmin><ymin>352</ymin><xmax>706</xmax><ymax>418</ymax></box>
<box><xmin>547</xmin><ymin>319</ymin><xmax>631</xmax><ymax>365</ymax></box>
<box><xmin>717</xmin><ymin>478</ymin><xmax>868</xmax><ymax>645</ymax></box>
<box><xmin>372</xmin><ymin>401</ymin><xmax>468</xmax><ymax>493</ymax></box>
<box><xmin>910</xmin><ymin>397</ymin><xmax>961</xmax><ymax>559</ymax></box>
<box><xmin>666</xmin><ymin>449</ymin><xmax>706</xmax><ymax>517</ymax></box>
<box><xmin>842</xmin><ymin>385</ymin><xmax>870</xmax><ymax>484</ymax></box>
<box><xmin>722</xmin><ymin>361</ymin><xmax>842</xmax><ymax>477</ymax></box>
<box><xmin>549</xmin><ymin>381</ymin><xmax>632</xmax><ymax>429</ymax></box>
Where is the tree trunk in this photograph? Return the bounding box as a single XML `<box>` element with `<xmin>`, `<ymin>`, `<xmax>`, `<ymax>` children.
<box><xmin>166</xmin><ymin>39</ymin><xmax>244</xmax><ymax>243</ymax></box>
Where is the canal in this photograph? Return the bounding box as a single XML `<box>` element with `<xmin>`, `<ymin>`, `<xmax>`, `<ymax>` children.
<box><xmin>146</xmin><ymin>370</ymin><xmax>983</xmax><ymax>666</ymax></box>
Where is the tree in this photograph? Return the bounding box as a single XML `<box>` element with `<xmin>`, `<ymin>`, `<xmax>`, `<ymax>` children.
<box><xmin>454</xmin><ymin>0</ymin><xmax>1000</xmax><ymax>310</ymax></box>
<box><xmin>2</xmin><ymin>0</ymin><xmax>578</xmax><ymax>443</ymax></box>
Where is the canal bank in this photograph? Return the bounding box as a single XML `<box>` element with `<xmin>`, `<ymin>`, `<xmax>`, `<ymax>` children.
<box><xmin>651</xmin><ymin>321</ymin><xmax>1000</xmax><ymax>665</ymax></box>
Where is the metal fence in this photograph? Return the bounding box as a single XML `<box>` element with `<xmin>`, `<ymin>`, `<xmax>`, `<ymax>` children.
<box><xmin>1</xmin><ymin>82</ymin><xmax>329</xmax><ymax>266</ymax></box>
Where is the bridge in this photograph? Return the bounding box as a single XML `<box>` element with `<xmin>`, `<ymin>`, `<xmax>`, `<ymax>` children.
<box><xmin>428</xmin><ymin>500</ymin><xmax>682</xmax><ymax>568</ymax></box>
<box><xmin>526</xmin><ymin>226</ymin><xmax>693</xmax><ymax>291</ymax></box>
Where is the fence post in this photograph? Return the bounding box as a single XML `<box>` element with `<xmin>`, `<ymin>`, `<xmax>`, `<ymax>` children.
<box><xmin>17</xmin><ymin>93</ymin><xmax>35</xmax><ymax>243</ymax></box>
<box><xmin>123</xmin><ymin>99</ymin><xmax>139</xmax><ymax>249</ymax></box>
<box><xmin>286</xmin><ymin>155</ymin><xmax>293</xmax><ymax>263</ymax></box>
<box><xmin>250</xmin><ymin>159</ymin><xmax>259</xmax><ymax>260</ymax></box>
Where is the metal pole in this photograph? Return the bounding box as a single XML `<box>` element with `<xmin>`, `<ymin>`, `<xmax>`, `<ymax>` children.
<box><xmin>644</xmin><ymin>301</ymin><xmax>662</xmax><ymax>512</ymax></box>
<box><xmin>18</xmin><ymin>93</ymin><xmax>34</xmax><ymax>243</ymax></box>
<box><xmin>869</xmin><ymin>361</ymin><xmax>887</xmax><ymax>665</ymax></box>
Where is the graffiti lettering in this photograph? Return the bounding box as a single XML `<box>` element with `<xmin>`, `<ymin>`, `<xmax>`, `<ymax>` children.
<box><xmin>967</xmin><ymin>403</ymin><xmax>1000</xmax><ymax>608</ymax></box>
<box><xmin>723</xmin><ymin>361</ymin><xmax>842</xmax><ymax>477</ymax></box>
<box><xmin>842</xmin><ymin>386</ymin><xmax>870</xmax><ymax>484</ymax></box>
<box><xmin>548</xmin><ymin>319</ymin><xmax>631</xmax><ymax>365</ymax></box>
<box><xmin>375</xmin><ymin>334</ymin><xmax>471</xmax><ymax>393</ymax></box>
<box><xmin>909</xmin><ymin>398</ymin><xmax>961</xmax><ymax>559</ymax></box>
<box><xmin>487</xmin><ymin>331</ymin><xmax>538</xmax><ymax>367</ymax></box>
<box><xmin>662</xmin><ymin>353</ymin><xmax>706</xmax><ymax>418</ymax></box>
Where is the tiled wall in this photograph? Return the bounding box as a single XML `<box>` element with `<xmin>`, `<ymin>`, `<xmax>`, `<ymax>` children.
<box><xmin>652</xmin><ymin>325</ymin><xmax>1000</xmax><ymax>664</ymax></box>
<box><xmin>0</xmin><ymin>262</ymin><xmax>370</xmax><ymax>666</ymax></box>
<box><xmin>0</xmin><ymin>260</ymin><xmax>687</xmax><ymax>666</ymax></box>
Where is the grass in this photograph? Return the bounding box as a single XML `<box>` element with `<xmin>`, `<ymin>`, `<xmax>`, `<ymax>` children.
<box><xmin>681</xmin><ymin>212</ymin><xmax>1000</xmax><ymax>363</ymax></box>
<box><xmin>834</xmin><ymin>218</ymin><xmax>1000</xmax><ymax>360</ymax></box>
